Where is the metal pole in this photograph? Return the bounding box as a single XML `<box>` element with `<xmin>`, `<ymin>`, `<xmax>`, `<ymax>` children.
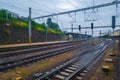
<box><xmin>79</xmin><ymin>27</ymin><xmax>81</xmax><ymax>34</ymax></box>
<box><xmin>6</xmin><ymin>10</ymin><xmax>8</xmax><ymax>22</ymax></box>
<box><xmin>85</xmin><ymin>31</ymin><xmax>87</xmax><ymax>39</ymax></box>
<box><xmin>85</xmin><ymin>31</ymin><xmax>87</xmax><ymax>35</ymax></box>
<box><xmin>116</xmin><ymin>0</ymin><xmax>118</xmax><ymax>17</ymax></box>
<box><xmin>29</xmin><ymin>7</ymin><xmax>32</xmax><ymax>44</ymax></box>
<box><xmin>92</xmin><ymin>29</ymin><xmax>94</xmax><ymax>45</ymax></box>
<box><xmin>99</xmin><ymin>30</ymin><xmax>101</xmax><ymax>36</ymax></box>
<box><xmin>46</xmin><ymin>27</ymin><xmax>48</xmax><ymax>42</ymax></box>
<box><xmin>118</xmin><ymin>24</ymin><xmax>120</xmax><ymax>80</ymax></box>
<box><xmin>113</xmin><ymin>28</ymin><xmax>114</xmax><ymax>39</ymax></box>
<box><xmin>71</xmin><ymin>24</ymin><xmax>73</xmax><ymax>32</ymax></box>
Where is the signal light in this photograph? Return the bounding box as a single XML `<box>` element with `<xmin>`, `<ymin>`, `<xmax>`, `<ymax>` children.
<box><xmin>91</xmin><ymin>23</ymin><xmax>94</xmax><ymax>30</ymax></box>
<box><xmin>112</xmin><ymin>16</ymin><xmax>115</xmax><ymax>29</ymax></box>
<box><xmin>79</xmin><ymin>25</ymin><xmax>81</xmax><ymax>31</ymax></box>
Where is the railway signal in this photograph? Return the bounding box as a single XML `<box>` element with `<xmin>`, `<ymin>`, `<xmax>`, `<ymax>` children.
<box><xmin>112</xmin><ymin>16</ymin><xmax>116</xmax><ymax>29</ymax></box>
<box><xmin>91</xmin><ymin>23</ymin><xmax>94</xmax><ymax>30</ymax></box>
<box><xmin>112</xmin><ymin>16</ymin><xmax>116</xmax><ymax>37</ymax></box>
<box><xmin>79</xmin><ymin>25</ymin><xmax>81</xmax><ymax>34</ymax></box>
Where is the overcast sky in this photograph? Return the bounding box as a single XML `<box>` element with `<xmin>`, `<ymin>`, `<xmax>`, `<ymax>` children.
<box><xmin>0</xmin><ymin>0</ymin><xmax>120</xmax><ymax>36</ymax></box>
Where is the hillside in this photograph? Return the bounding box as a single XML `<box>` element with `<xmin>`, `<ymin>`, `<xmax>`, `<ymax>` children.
<box><xmin>0</xmin><ymin>9</ymin><xmax>63</xmax><ymax>34</ymax></box>
<box><xmin>0</xmin><ymin>9</ymin><xmax>64</xmax><ymax>44</ymax></box>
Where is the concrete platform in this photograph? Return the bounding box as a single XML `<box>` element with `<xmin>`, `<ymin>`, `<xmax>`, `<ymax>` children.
<box><xmin>0</xmin><ymin>41</ymin><xmax>67</xmax><ymax>48</ymax></box>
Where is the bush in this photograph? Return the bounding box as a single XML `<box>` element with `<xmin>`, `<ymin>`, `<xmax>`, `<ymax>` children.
<box><xmin>11</xmin><ymin>21</ymin><xmax>28</xmax><ymax>29</ymax></box>
<box><xmin>0</xmin><ymin>9</ymin><xmax>63</xmax><ymax>34</ymax></box>
<box><xmin>4</xmin><ymin>29</ymin><xmax>11</xmax><ymax>36</ymax></box>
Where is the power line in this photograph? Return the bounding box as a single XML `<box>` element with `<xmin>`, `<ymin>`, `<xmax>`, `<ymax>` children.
<box><xmin>0</xmin><ymin>1</ymin><xmax>45</xmax><ymax>16</ymax></box>
<box><xmin>0</xmin><ymin>1</ymin><xmax>28</xmax><ymax>12</ymax></box>
<box><xmin>65</xmin><ymin>0</ymin><xmax>79</xmax><ymax>8</ymax></box>
<box><xmin>62</xmin><ymin>25</ymin><xmax>120</xmax><ymax>30</ymax></box>
<box><xmin>29</xmin><ymin>0</ymin><xmax>59</xmax><ymax>13</ymax></box>
<box><xmin>33</xmin><ymin>0</ymin><xmax>120</xmax><ymax>19</ymax></box>
<box><xmin>32</xmin><ymin>8</ymin><xmax>54</xmax><ymax>14</ymax></box>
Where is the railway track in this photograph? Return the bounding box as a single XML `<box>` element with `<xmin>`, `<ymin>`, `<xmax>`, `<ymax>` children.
<box><xmin>34</xmin><ymin>40</ymin><xmax>113</xmax><ymax>80</ymax></box>
<box><xmin>0</xmin><ymin>41</ymin><xmax>81</xmax><ymax>58</ymax></box>
<box><xmin>0</xmin><ymin>40</ymin><xmax>83</xmax><ymax>53</ymax></box>
<box><xmin>0</xmin><ymin>40</ymin><xmax>90</xmax><ymax>72</ymax></box>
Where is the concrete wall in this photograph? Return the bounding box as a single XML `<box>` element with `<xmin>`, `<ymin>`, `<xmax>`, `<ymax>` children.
<box><xmin>0</xmin><ymin>26</ymin><xmax>63</xmax><ymax>44</ymax></box>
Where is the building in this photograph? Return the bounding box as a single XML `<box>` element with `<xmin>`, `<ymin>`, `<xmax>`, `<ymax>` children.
<box><xmin>7</xmin><ymin>10</ymin><xmax>19</xmax><ymax>18</ymax></box>
<box><xmin>65</xmin><ymin>32</ymin><xmax>91</xmax><ymax>40</ymax></box>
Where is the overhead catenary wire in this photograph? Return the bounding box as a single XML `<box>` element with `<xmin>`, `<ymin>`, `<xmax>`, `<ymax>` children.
<box><xmin>33</xmin><ymin>0</ymin><xmax>120</xmax><ymax>19</ymax></box>
<box><xmin>0</xmin><ymin>1</ymin><xmax>46</xmax><ymax>16</ymax></box>
<box><xmin>32</xmin><ymin>8</ymin><xmax>55</xmax><ymax>14</ymax></box>
<box><xmin>0</xmin><ymin>1</ymin><xmax>28</xmax><ymax>12</ymax></box>
<box><xmin>65</xmin><ymin>0</ymin><xmax>79</xmax><ymax>9</ymax></box>
<box><xmin>29</xmin><ymin>0</ymin><xmax>59</xmax><ymax>13</ymax></box>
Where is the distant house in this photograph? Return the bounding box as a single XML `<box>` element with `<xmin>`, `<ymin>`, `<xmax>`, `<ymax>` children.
<box><xmin>7</xmin><ymin>10</ymin><xmax>19</xmax><ymax>18</ymax></box>
<box><xmin>65</xmin><ymin>32</ymin><xmax>91</xmax><ymax>40</ymax></box>
<box><xmin>111</xmin><ymin>29</ymin><xmax>120</xmax><ymax>36</ymax></box>
<box><xmin>7</xmin><ymin>10</ymin><xmax>28</xmax><ymax>21</ymax></box>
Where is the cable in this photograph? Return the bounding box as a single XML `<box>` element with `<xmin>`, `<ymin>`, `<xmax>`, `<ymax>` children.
<box><xmin>29</xmin><ymin>0</ymin><xmax>59</xmax><ymax>13</ymax></box>
<box><xmin>32</xmin><ymin>8</ymin><xmax>54</xmax><ymax>14</ymax></box>
<box><xmin>65</xmin><ymin>0</ymin><xmax>79</xmax><ymax>9</ymax></box>
<box><xmin>0</xmin><ymin>1</ymin><xmax>45</xmax><ymax>16</ymax></box>
<box><xmin>68</xmin><ymin>12</ymin><xmax>76</xmax><ymax>23</ymax></box>
<box><xmin>0</xmin><ymin>1</ymin><xmax>28</xmax><ymax>12</ymax></box>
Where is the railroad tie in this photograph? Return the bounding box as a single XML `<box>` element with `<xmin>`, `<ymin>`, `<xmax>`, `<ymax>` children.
<box><xmin>86</xmin><ymin>67</ymin><xmax>90</xmax><ymax>70</ymax></box>
<box><xmin>83</xmin><ymin>70</ymin><xmax>88</xmax><ymax>73</ymax></box>
<box><xmin>80</xmin><ymin>73</ymin><xmax>85</xmax><ymax>76</ymax></box>
<box><xmin>65</xmin><ymin>69</ymin><xmax>74</xmax><ymax>73</ymax></box>
<box><xmin>68</xmin><ymin>67</ymin><xmax>77</xmax><ymax>70</ymax></box>
<box><xmin>71</xmin><ymin>65</ymin><xmax>79</xmax><ymax>68</ymax></box>
<box><xmin>76</xmin><ymin>76</ymin><xmax>83</xmax><ymax>80</ymax></box>
<box><xmin>55</xmin><ymin>74</ymin><xmax>65</xmax><ymax>80</ymax></box>
<box><xmin>60</xmin><ymin>71</ymin><xmax>70</xmax><ymax>76</ymax></box>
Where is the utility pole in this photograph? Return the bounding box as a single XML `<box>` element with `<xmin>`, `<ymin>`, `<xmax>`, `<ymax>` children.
<box><xmin>112</xmin><ymin>16</ymin><xmax>116</xmax><ymax>39</ymax></box>
<box><xmin>45</xmin><ymin>26</ymin><xmax>47</xmax><ymax>42</ymax></box>
<box><xmin>79</xmin><ymin>25</ymin><xmax>81</xmax><ymax>34</ymax></box>
<box><xmin>85</xmin><ymin>31</ymin><xmax>87</xmax><ymax>39</ymax></box>
<box><xmin>85</xmin><ymin>31</ymin><xmax>87</xmax><ymax>35</ymax></box>
<box><xmin>71</xmin><ymin>24</ymin><xmax>73</xmax><ymax>32</ymax></box>
<box><xmin>6</xmin><ymin>9</ymin><xmax>8</xmax><ymax>22</ymax></box>
<box><xmin>116</xmin><ymin>0</ymin><xmax>118</xmax><ymax>17</ymax></box>
<box><xmin>99</xmin><ymin>30</ymin><xmax>101</xmax><ymax>36</ymax></box>
<box><xmin>91</xmin><ymin>23</ymin><xmax>94</xmax><ymax>45</ymax></box>
<box><xmin>29</xmin><ymin>7</ymin><xmax>32</xmax><ymax>44</ymax></box>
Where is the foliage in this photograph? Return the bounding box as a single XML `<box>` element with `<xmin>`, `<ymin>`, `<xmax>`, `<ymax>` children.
<box><xmin>0</xmin><ymin>9</ymin><xmax>63</xmax><ymax>34</ymax></box>
<box><xmin>46</xmin><ymin>18</ymin><xmax>60</xmax><ymax>30</ymax></box>
<box><xmin>46</xmin><ymin>17</ymin><xmax>63</xmax><ymax>34</ymax></box>
<box><xmin>0</xmin><ymin>9</ymin><xmax>7</xmax><ymax>25</ymax></box>
<box><xmin>11</xmin><ymin>21</ymin><xmax>28</xmax><ymax>29</ymax></box>
<box><xmin>4</xmin><ymin>29</ymin><xmax>11</xmax><ymax>36</ymax></box>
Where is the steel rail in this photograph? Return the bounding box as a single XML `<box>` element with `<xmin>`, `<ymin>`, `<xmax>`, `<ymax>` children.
<box><xmin>65</xmin><ymin>41</ymin><xmax>113</xmax><ymax>80</ymax></box>
<box><xmin>0</xmin><ymin>42</ymin><xmax>77</xmax><ymax>58</ymax></box>
<box><xmin>0</xmin><ymin>42</ymin><xmax>84</xmax><ymax>72</ymax></box>
<box><xmin>34</xmin><ymin>41</ymin><xmax>108</xmax><ymax>80</ymax></box>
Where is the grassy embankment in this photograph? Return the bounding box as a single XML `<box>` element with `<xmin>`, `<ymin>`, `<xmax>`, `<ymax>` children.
<box><xmin>0</xmin><ymin>9</ymin><xmax>63</xmax><ymax>35</ymax></box>
<box><xmin>92</xmin><ymin>40</ymin><xmax>119</xmax><ymax>80</ymax></box>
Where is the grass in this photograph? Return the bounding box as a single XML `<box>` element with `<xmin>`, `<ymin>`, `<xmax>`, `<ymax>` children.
<box><xmin>0</xmin><ymin>40</ymin><xmax>101</xmax><ymax>80</ymax></box>
<box><xmin>0</xmin><ymin>9</ymin><xmax>63</xmax><ymax>35</ymax></box>
<box><xmin>0</xmin><ymin>51</ymin><xmax>77</xmax><ymax>80</ymax></box>
<box><xmin>91</xmin><ymin>41</ymin><xmax>119</xmax><ymax>80</ymax></box>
